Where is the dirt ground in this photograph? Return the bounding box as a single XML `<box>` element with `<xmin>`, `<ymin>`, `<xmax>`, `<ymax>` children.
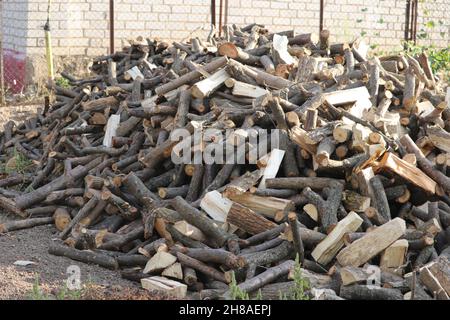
<box><xmin>0</xmin><ymin>213</ymin><xmax>149</xmax><ymax>300</ymax></box>
<box><xmin>0</xmin><ymin>104</ymin><xmax>40</xmax><ymax>126</ymax></box>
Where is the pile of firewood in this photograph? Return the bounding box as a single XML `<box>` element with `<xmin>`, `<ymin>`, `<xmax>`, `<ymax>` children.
<box><xmin>0</xmin><ymin>23</ymin><xmax>449</xmax><ymax>300</ymax></box>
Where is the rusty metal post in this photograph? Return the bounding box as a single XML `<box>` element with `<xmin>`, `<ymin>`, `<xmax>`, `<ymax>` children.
<box><xmin>219</xmin><ymin>0</ymin><xmax>223</xmax><ymax>37</ymax></box>
<box><xmin>412</xmin><ymin>0</ymin><xmax>418</xmax><ymax>44</ymax></box>
<box><xmin>211</xmin><ymin>0</ymin><xmax>216</xmax><ymax>28</ymax></box>
<box><xmin>405</xmin><ymin>0</ymin><xmax>411</xmax><ymax>43</ymax></box>
<box><xmin>319</xmin><ymin>0</ymin><xmax>324</xmax><ymax>32</ymax></box>
<box><xmin>109</xmin><ymin>0</ymin><xmax>115</xmax><ymax>54</ymax></box>
<box><xmin>0</xmin><ymin>0</ymin><xmax>5</xmax><ymax>107</ymax></box>
<box><xmin>224</xmin><ymin>0</ymin><xmax>228</xmax><ymax>26</ymax></box>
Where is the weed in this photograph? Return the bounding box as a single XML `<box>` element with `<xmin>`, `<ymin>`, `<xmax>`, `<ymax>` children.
<box><xmin>5</xmin><ymin>148</ymin><xmax>33</xmax><ymax>175</ymax></box>
<box><xmin>279</xmin><ymin>255</ymin><xmax>310</xmax><ymax>300</ymax></box>
<box><xmin>29</xmin><ymin>276</ymin><xmax>49</xmax><ymax>300</ymax></box>
<box><xmin>228</xmin><ymin>272</ymin><xmax>250</xmax><ymax>300</ymax></box>
<box><xmin>55</xmin><ymin>77</ymin><xmax>71</xmax><ymax>89</ymax></box>
<box><xmin>28</xmin><ymin>275</ymin><xmax>83</xmax><ymax>300</ymax></box>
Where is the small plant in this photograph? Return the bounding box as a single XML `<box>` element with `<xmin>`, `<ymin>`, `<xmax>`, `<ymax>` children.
<box><xmin>290</xmin><ymin>255</ymin><xmax>310</xmax><ymax>300</ymax></box>
<box><xmin>7</xmin><ymin>148</ymin><xmax>33</xmax><ymax>174</ymax></box>
<box><xmin>228</xmin><ymin>272</ymin><xmax>250</xmax><ymax>300</ymax></box>
<box><xmin>279</xmin><ymin>255</ymin><xmax>310</xmax><ymax>300</ymax></box>
<box><xmin>28</xmin><ymin>275</ymin><xmax>83</xmax><ymax>300</ymax></box>
<box><xmin>55</xmin><ymin>284</ymin><xmax>83</xmax><ymax>300</ymax></box>
<box><xmin>55</xmin><ymin>77</ymin><xmax>71</xmax><ymax>89</ymax></box>
<box><xmin>403</xmin><ymin>41</ymin><xmax>450</xmax><ymax>81</ymax></box>
<box><xmin>29</xmin><ymin>276</ymin><xmax>49</xmax><ymax>300</ymax></box>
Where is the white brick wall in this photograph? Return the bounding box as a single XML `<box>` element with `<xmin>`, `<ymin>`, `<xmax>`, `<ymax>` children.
<box><xmin>1</xmin><ymin>0</ymin><xmax>449</xmax><ymax>57</ymax></box>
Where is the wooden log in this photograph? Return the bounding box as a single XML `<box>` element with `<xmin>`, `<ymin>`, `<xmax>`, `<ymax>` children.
<box><xmin>174</xmin><ymin>247</ymin><xmax>245</xmax><ymax>269</ymax></box>
<box><xmin>0</xmin><ymin>195</ymin><xmax>28</xmax><ymax>218</ymax></box>
<box><xmin>143</xmin><ymin>251</ymin><xmax>177</xmax><ymax>273</ymax></box>
<box><xmin>311</xmin><ymin>211</ymin><xmax>363</xmax><ymax>265</ymax></box>
<box><xmin>155</xmin><ymin>56</ymin><xmax>228</xmax><ymax>96</ymax></box>
<box><xmin>223</xmin><ymin>260</ymin><xmax>295</xmax><ymax>298</ymax></box>
<box><xmin>226</xmin><ymin>192</ymin><xmax>294</xmax><ymax>219</ymax></box>
<box><xmin>176</xmin><ymin>252</ymin><xmax>229</xmax><ymax>283</ymax></box>
<box><xmin>141</xmin><ymin>276</ymin><xmax>187</xmax><ymax>299</ymax></box>
<box><xmin>0</xmin><ymin>217</ymin><xmax>54</xmax><ymax>234</ymax></box>
<box><xmin>192</xmin><ymin>68</ymin><xmax>230</xmax><ymax>99</ymax></box>
<box><xmin>172</xmin><ymin>196</ymin><xmax>232</xmax><ymax>247</ymax></box>
<box><xmin>336</xmin><ymin>218</ymin><xmax>406</xmax><ymax>267</ymax></box>
<box><xmin>15</xmin><ymin>159</ymin><xmax>102</xmax><ymax>209</ymax></box>
<box><xmin>226</xmin><ymin>202</ymin><xmax>277</xmax><ymax>235</ymax></box>
<box><xmin>258</xmin><ymin>149</ymin><xmax>285</xmax><ymax>189</ymax></box>
<box><xmin>376</xmin><ymin>151</ymin><xmax>437</xmax><ymax>194</ymax></box>
<box><xmin>369</xmin><ymin>176</ymin><xmax>391</xmax><ymax>221</ymax></box>
<box><xmin>400</xmin><ymin>134</ymin><xmax>450</xmax><ymax>193</ymax></box>
<box><xmin>53</xmin><ymin>207</ymin><xmax>72</xmax><ymax>232</ymax></box>
<box><xmin>287</xmin><ymin>212</ymin><xmax>305</xmax><ymax>263</ymax></box>
<box><xmin>340</xmin><ymin>284</ymin><xmax>403</xmax><ymax>300</ymax></box>
<box><xmin>419</xmin><ymin>260</ymin><xmax>450</xmax><ymax>300</ymax></box>
<box><xmin>59</xmin><ymin>197</ymin><xmax>99</xmax><ymax>240</ymax></box>
<box><xmin>266</xmin><ymin>177</ymin><xmax>344</xmax><ymax>190</ymax></box>
<box><xmin>380</xmin><ymin>239</ymin><xmax>408</xmax><ymax>275</ymax></box>
<box><xmin>48</xmin><ymin>243</ymin><xmax>118</xmax><ymax>270</ymax></box>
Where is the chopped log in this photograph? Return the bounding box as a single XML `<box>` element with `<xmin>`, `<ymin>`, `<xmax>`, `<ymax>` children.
<box><xmin>336</xmin><ymin>218</ymin><xmax>406</xmax><ymax>267</ymax></box>
<box><xmin>53</xmin><ymin>207</ymin><xmax>72</xmax><ymax>232</ymax></box>
<box><xmin>143</xmin><ymin>251</ymin><xmax>177</xmax><ymax>274</ymax></box>
<box><xmin>173</xmin><ymin>221</ymin><xmax>206</xmax><ymax>242</ymax></box>
<box><xmin>176</xmin><ymin>252</ymin><xmax>229</xmax><ymax>283</ymax></box>
<box><xmin>223</xmin><ymin>260</ymin><xmax>295</xmax><ymax>299</ymax></box>
<box><xmin>400</xmin><ymin>134</ymin><xmax>450</xmax><ymax>193</ymax></box>
<box><xmin>376</xmin><ymin>152</ymin><xmax>437</xmax><ymax>194</ymax></box>
<box><xmin>192</xmin><ymin>68</ymin><xmax>230</xmax><ymax>99</ymax></box>
<box><xmin>340</xmin><ymin>284</ymin><xmax>403</xmax><ymax>300</ymax></box>
<box><xmin>258</xmin><ymin>149</ymin><xmax>285</xmax><ymax>189</ymax></box>
<box><xmin>380</xmin><ymin>239</ymin><xmax>408</xmax><ymax>275</ymax></box>
<box><xmin>311</xmin><ymin>211</ymin><xmax>363</xmax><ymax>265</ymax></box>
<box><xmin>226</xmin><ymin>192</ymin><xmax>294</xmax><ymax>219</ymax></box>
<box><xmin>155</xmin><ymin>57</ymin><xmax>227</xmax><ymax>96</ymax></box>
<box><xmin>227</xmin><ymin>202</ymin><xmax>277</xmax><ymax>235</ymax></box>
<box><xmin>48</xmin><ymin>243</ymin><xmax>118</xmax><ymax>270</ymax></box>
<box><xmin>0</xmin><ymin>195</ymin><xmax>28</xmax><ymax>218</ymax></box>
<box><xmin>172</xmin><ymin>196</ymin><xmax>232</xmax><ymax>247</ymax></box>
<box><xmin>287</xmin><ymin>212</ymin><xmax>305</xmax><ymax>263</ymax></box>
<box><xmin>162</xmin><ymin>262</ymin><xmax>183</xmax><ymax>280</ymax></box>
<box><xmin>0</xmin><ymin>216</ymin><xmax>54</xmax><ymax>234</ymax></box>
<box><xmin>141</xmin><ymin>276</ymin><xmax>187</xmax><ymax>299</ymax></box>
<box><xmin>200</xmin><ymin>190</ymin><xmax>232</xmax><ymax>222</ymax></box>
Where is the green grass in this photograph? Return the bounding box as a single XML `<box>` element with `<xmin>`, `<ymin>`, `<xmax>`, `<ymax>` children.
<box><xmin>55</xmin><ymin>77</ymin><xmax>71</xmax><ymax>89</ymax></box>
<box><xmin>28</xmin><ymin>275</ymin><xmax>84</xmax><ymax>300</ymax></box>
<box><xmin>228</xmin><ymin>255</ymin><xmax>310</xmax><ymax>300</ymax></box>
<box><xmin>5</xmin><ymin>148</ymin><xmax>33</xmax><ymax>175</ymax></box>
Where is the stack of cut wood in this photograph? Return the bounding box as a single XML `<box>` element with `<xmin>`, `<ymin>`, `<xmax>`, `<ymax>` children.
<box><xmin>0</xmin><ymin>23</ymin><xmax>449</xmax><ymax>300</ymax></box>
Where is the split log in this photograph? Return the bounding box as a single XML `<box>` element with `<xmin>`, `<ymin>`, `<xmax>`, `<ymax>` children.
<box><xmin>311</xmin><ymin>212</ymin><xmax>363</xmax><ymax>265</ymax></box>
<box><xmin>336</xmin><ymin>218</ymin><xmax>406</xmax><ymax>267</ymax></box>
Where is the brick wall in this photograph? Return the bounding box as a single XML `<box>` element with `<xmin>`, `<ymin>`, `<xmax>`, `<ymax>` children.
<box><xmin>1</xmin><ymin>0</ymin><xmax>449</xmax><ymax>91</ymax></box>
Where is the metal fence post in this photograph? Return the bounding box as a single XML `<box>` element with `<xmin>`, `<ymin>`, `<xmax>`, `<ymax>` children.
<box><xmin>0</xmin><ymin>0</ymin><xmax>4</xmax><ymax>107</ymax></box>
<box><xmin>320</xmin><ymin>0</ymin><xmax>324</xmax><ymax>32</ymax></box>
<box><xmin>109</xmin><ymin>0</ymin><xmax>115</xmax><ymax>54</ymax></box>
